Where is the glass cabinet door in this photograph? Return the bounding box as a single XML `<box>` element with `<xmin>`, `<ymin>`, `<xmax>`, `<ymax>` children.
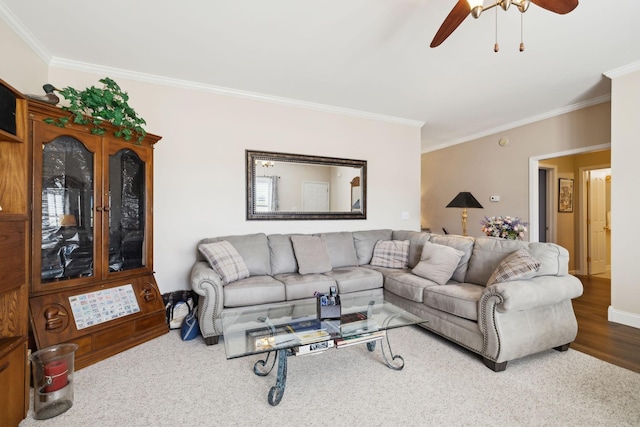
<box><xmin>107</xmin><ymin>148</ymin><xmax>147</xmax><ymax>273</ymax></box>
<box><xmin>39</xmin><ymin>136</ymin><xmax>96</xmax><ymax>283</ymax></box>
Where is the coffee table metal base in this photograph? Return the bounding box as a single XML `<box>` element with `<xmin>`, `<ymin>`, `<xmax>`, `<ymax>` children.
<box><xmin>253</xmin><ymin>349</ymin><xmax>288</xmax><ymax>406</ymax></box>
<box><xmin>253</xmin><ymin>332</ymin><xmax>404</xmax><ymax>406</ymax></box>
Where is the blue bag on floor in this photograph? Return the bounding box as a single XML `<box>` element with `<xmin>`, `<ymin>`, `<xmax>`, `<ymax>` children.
<box><xmin>180</xmin><ymin>305</ymin><xmax>199</xmax><ymax>341</ymax></box>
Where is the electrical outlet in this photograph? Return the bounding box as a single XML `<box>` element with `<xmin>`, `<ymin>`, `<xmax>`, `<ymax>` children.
<box><xmin>402</xmin><ymin>211</ymin><xmax>409</xmax><ymax>220</ymax></box>
<box><xmin>490</xmin><ymin>195</ymin><xmax>500</xmax><ymax>202</ymax></box>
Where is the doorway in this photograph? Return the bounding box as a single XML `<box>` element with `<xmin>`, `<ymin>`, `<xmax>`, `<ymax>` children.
<box><xmin>581</xmin><ymin>167</ymin><xmax>611</xmax><ymax>277</ymax></box>
<box><xmin>537</xmin><ymin>164</ymin><xmax>558</xmax><ymax>243</ymax></box>
<box><xmin>528</xmin><ymin>145</ymin><xmax>610</xmax><ymax>275</ymax></box>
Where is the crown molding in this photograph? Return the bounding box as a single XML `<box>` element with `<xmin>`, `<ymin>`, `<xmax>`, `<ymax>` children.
<box><xmin>49</xmin><ymin>57</ymin><xmax>425</xmax><ymax>128</ymax></box>
<box><xmin>421</xmin><ymin>94</ymin><xmax>611</xmax><ymax>153</ymax></box>
<box><xmin>1</xmin><ymin>0</ymin><xmax>424</xmax><ymax>129</ymax></box>
<box><xmin>604</xmin><ymin>61</ymin><xmax>640</xmax><ymax>79</ymax></box>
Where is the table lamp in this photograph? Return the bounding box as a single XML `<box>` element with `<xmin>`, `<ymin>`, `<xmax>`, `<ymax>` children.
<box><xmin>446</xmin><ymin>192</ymin><xmax>483</xmax><ymax>236</ymax></box>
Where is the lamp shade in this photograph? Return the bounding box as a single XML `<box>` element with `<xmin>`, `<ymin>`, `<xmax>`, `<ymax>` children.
<box><xmin>446</xmin><ymin>192</ymin><xmax>483</xmax><ymax>209</ymax></box>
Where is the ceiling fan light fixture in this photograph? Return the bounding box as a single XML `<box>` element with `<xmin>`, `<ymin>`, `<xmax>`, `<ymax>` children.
<box><xmin>468</xmin><ymin>0</ymin><xmax>484</xmax><ymax>18</ymax></box>
<box><xmin>516</xmin><ymin>0</ymin><xmax>530</xmax><ymax>13</ymax></box>
<box><xmin>431</xmin><ymin>0</ymin><xmax>577</xmax><ymax>49</ymax></box>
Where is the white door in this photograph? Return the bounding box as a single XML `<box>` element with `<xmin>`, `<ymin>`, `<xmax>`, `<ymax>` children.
<box><xmin>588</xmin><ymin>170</ymin><xmax>607</xmax><ymax>275</ymax></box>
<box><xmin>302</xmin><ymin>181</ymin><xmax>329</xmax><ymax>212</ymax></box>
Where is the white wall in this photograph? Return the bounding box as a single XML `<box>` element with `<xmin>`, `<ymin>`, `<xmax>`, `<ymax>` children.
<box><xmin>609</xmin><ymin>66</ymin><xmax>640</xmax><ymax>328</ymax></box>
<box><xmin>0</xmin><ymin>17</ymin><xmax>47</xmax><ymax>93</ymax></box>
<box><xmin>41</xmin><ymin>68</ymin><xmax>421</xmax><ymax>293</ymax></box>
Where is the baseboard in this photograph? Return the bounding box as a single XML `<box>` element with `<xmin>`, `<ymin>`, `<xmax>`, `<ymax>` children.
<box><xmin>608</xmin><ymin>306</ymin><xmax>640</xmax><ymax>329</ymax></box>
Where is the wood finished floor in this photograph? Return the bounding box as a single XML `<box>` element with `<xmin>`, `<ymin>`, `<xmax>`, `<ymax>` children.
<box><xmin>572</xmin><ymin>275</ymin><xmax>640</xmax><ymax>373</ymax></box>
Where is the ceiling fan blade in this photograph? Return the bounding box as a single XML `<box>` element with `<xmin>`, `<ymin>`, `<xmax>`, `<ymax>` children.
<box><xmin>430</xmin><ymin>0</ymin><xmax>471</xmax><ymax>48</ymax></box>
<box><xmin>530</xmin><ymin>0</ymin><xmax>579</xmax><ymax>14</ymax></box>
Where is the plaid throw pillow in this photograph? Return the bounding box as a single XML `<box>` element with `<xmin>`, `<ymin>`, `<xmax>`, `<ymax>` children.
<box><xmin>198</xmin><ymin>240</ymin><xmax>250</xmax><ymax>285</ymax></box>
<box><xmin>370</xmin><ymin>240</ymin><xmax>410</xmax><ymax>269</ymax></box>
<box><xmin>486</xmin><ymin>248</ymin><xmax>540</xmax><ymax>286</ymax></box>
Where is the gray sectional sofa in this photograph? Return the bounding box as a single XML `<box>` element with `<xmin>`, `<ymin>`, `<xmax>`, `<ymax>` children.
<box><xmin>190</xmin><ymin>229</ymin><xmax>583</xmax><ymax>371</ymax></box>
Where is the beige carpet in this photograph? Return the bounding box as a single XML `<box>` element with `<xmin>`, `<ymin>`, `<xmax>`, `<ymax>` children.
<box><xmin>20</xmin><ymin>326</ymin><xmax>640</xmax><ymax>426</ymax></box>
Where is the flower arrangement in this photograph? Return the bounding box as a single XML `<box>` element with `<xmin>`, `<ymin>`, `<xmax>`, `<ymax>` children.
<box><xmin>480</xmin><ymin>216</ymin><xmax>528</xmax><ymax>240</ymax></box>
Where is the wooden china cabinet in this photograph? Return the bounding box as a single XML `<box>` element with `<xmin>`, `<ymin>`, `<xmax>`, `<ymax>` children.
<box><xmin>27</xmin><ymin>100</ymin><xmax>167</xmax><ymax>370</ymax></box>
<box><xmin>0</xmin><ymin>80</ymin><xmax>30</xmax><ymax>427</ymax></box>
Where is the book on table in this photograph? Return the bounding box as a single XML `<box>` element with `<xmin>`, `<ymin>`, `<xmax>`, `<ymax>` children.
<box><xmin>334</xmin><ymin>330</ymin><xmax>386</xmax><ymax>348</ymax></box>
<box><xmin>287</xmin><ymin>319</ymin><xmax>322</xmax><ymax>333</ymax></box>
<box><xmin>294</xmin><ymin>339</ymin><xmax>335</xmax><ymax>356</ymax></box>
<box><xmin>254</xmin><ymin>333</ymin><xmax>300</xmax><ymax>351</ymax></box>
<box><xmin>294</xmin><ymin>329</ymin><xmax>331</xmax><ymax>345</ymax></box>
<box><xmin>340</xmin><ymin>311</ymin><xmax>379</xmax><ymax>336</ymax></box>
<box><xmin>285</xmin><ymin>320</ymin><xmax>331</xmax><ymax>344</ymax></box>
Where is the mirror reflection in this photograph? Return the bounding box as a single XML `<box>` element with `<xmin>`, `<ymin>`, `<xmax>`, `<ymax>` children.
<box><xmin>246</xmin><ymin>150</ymin><xmax>366</xmax><ymax>220</ymax></box>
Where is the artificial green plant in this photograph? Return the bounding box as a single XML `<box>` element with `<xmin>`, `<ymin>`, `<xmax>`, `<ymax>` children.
<box><xmin>44</xmin><ymin>77</ymin><xmax>147</xmax><ymax>143</ymax></box>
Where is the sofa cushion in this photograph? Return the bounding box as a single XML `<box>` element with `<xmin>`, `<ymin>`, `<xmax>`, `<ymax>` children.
<box><xmin>412</xmin><ymin>241</ymin><xmax>464</xmax><ymax>286</ymax></box>
<box><xmin>392</xmin><ymin>230</ymin><xmax>431</xmax><ymax>268</ymax></box>
<box><xmin>323</xmin><ymin>267</ymin><xmax>383</xmax><ymax>294</ymax></box>
<box><xmin>353</xmin><ymin>229</ymin><xmax>393</xmax><ymax>265</ymax></box>
<box><xmin>464</xmin><ymin>237</ymin><xmax>529</xmax><ymax>286</ymax></box>
<box><xmin>201</xmin><ymin>233</ymin><xmax>272</xmax><ymax>276</ymax></box>
<box><xmin>384</xmin><ymin>272</ymin><xmax>438</xmax><ymax>303</ymax></box>
<box><xmin>223</xmin><ymin>275</ymin><xmax>286</xmax><ymax>307</ymax></box>
<box><xmin>321</xmin><ymin>232</ymin><xmax>358</xmax><ymax>268</ymax></box>
<box><xmin>423</xmin><ymin>283</ymin><xmax>483</xmax><ymax>322</ymax></box>
<box><xmin>274</xmin><ymin>273</ymin><xmax>336</xmax><ymax>301</ymax></box>
<box><xmin>429</xmin><ymin>234</ymin><xmax>475</xmax><ymax>283</ymax></box>
<box><xmin>370</xmin><ymin>240</ymin><xmax>410</xmax><ymax>269</ymax></box>
<box><xmin>268</xmin><ymin>234</ymin><xmax>300</xmax><ymax>275</ymax></box>
<box><xmin>198</xmin><ymin>241</ymin><xmax>250</xmax><ymax>285</ymax></box>
<box><xmin>528</xmin><ymin>242</ymin><xmax>569</xmax><ymax>277</ymax></box>
<box><xmin>291</xmin><ymin>235</ymin><xmax>332</xmax><ymax>274</ymax></box>
<box><xmin>486</xmin><ymin>249</ymin><xmax>540</xmax><ymax>286</ymax></box>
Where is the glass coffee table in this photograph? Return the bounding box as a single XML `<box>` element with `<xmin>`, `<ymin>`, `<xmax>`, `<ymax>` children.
<box><xmin>221</xmin><ymin>293</ymin><xmax>427</xmax><ymax>406</ymax></box>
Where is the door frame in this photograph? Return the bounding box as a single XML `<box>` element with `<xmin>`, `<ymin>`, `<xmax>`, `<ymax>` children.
<box><xmin>528</xmin><ymin>143</ymin><xmax>610</xmax><ymax>274</ymax></box>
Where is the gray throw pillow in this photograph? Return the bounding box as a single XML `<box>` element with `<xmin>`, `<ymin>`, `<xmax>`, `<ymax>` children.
<box><xmin>412</xmin><ymin>241</ymin><xmax>464</xmax><ymax>285</ymax></box>
<box><xmin>486</xmin><ymin>249</ymin><xmax>540</xmax><ymax>286</ymax></box>
<box><xmin>290</xmin><ymin>235</ymin><xmax>332</xmax><ymax>274</ymax></box>
<box><xmin>370</xmin><ymin>240</ymin><xmax>410</xmax><ymax>269</ymax></box>
<box><xmin>198</xmin><ymin>240</ymin><xmax>250</xmax><ymax>285</ymax></box>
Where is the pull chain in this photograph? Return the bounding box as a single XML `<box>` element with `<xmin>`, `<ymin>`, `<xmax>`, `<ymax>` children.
<box><xmin>494</xmin><ymin>4</ymin><xmax>499</xmax><ymax>52</ymax></box>
<box><xmin>519</xmin><ymin>12</ymin><xmax>525</xmax><ymax>51</ymax></box>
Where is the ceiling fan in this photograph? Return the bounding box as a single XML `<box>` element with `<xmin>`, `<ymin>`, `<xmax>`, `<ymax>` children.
<box><xmin>430</xmin><ymin>0</ymin><xmax>579</xmax><ymax>49</ymax></box>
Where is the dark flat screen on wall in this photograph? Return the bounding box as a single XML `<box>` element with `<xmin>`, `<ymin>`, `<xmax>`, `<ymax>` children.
<box><xmin>0</xmin><ymin>84</ymin><xmax>17</xmax><ymax>136</ymax></box>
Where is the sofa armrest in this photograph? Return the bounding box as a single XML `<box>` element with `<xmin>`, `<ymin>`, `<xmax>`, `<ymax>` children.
<box><xmin>190</xmin><ymin>261</ymin><xmax>225</xmax><ymax>338</ymax></box>
<box><xmin>479</xmin><ymin>275</ymin><xmax>582</xmax><ymax>363</ymax></box>
<box><xmin>483</xmin><ymin>275</ymin><xmax>583</xmax><ymax>312</ymax></box>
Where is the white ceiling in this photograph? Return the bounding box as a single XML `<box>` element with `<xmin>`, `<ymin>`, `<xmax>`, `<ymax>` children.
<box><xmin>2</xmin><ymin>0</ymin><xmax>639</xmax><ymax>152</ymax></box>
